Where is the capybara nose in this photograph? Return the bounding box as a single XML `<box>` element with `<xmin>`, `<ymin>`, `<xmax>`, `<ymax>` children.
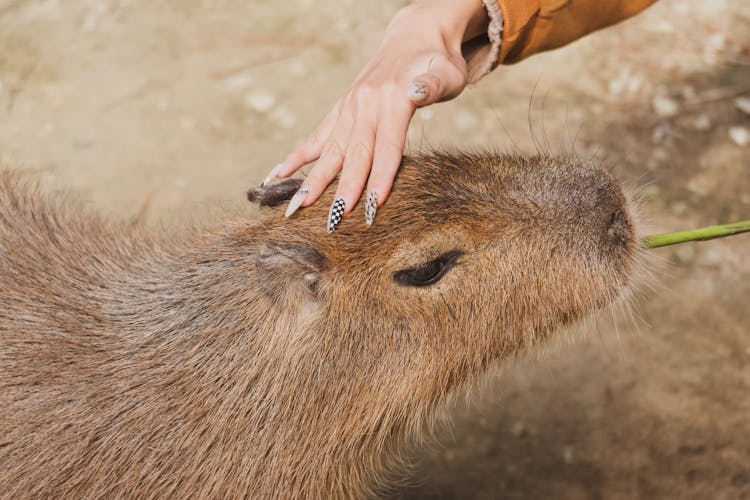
<box><xmin>605</xmin><ymin>208</ymin><xmax>632</xmax><ymax>246</ymax></box>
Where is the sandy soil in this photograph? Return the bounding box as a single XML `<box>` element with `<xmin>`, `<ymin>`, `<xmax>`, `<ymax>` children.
<box><xmin>1</xmin><ymin>1</ymin><xmax>749</xmax><ymax>498</ymax></box>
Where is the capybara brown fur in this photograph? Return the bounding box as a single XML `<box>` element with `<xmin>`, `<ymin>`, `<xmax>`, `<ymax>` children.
<box><xmin>0</xmin><ymin>152</ymin><xmax>637</xmax><ymax>498</ymax></box>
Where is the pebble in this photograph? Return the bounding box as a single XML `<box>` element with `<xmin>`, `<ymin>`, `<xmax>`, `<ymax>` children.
<box><xmin>671</xmin><ymin>201</ymin><xmax>688</xmax><ymax>215</ymax></box>
<box><xmin>270</xmin><ymin>105</ymin><xmax>297</xmax><ymax>129</ymax></box>
<box><xmin>511</xmin><ymin>422</ymin><xmax>526</xmax><ymax>437</ymax></box>
<box><xmin>418</xmin><ymin>108</ymin><xmax>434</xmax><ymax>121</ymax></box>
<box><xmin>728</xmin><ymin>126</ymin><xmax>749</xmax><ymax>146</ymax></box>
<box><xmin>671</xmin><ymin>2</ymin><xmax>691</xmax><ymax>15</ymax></box>
<box><xmin>734</xmin><ymin>96</ymin><xmax>750</xmax><ymax>115</ymax></box>
<box><xmin>244</xmin><ymin>91</ymin><xmax>276</xmax><ymax>113</ymax></box>
<box><xmin>453</xmin><ymin>109</ymin><xmax>479</xmax><ymax>131</ymax></box>
<box><xmin>706</xmin><ymin>33</ymin><xmax>727</xmax><ymax>52</ymax></box>
<box><xmin>651</xmin><ymin>123</ymin><xmax>672</xmax><ymax>144</ymax></box>
<box><xmin>692</xmin><ymin>114</ymin><xmax>712</xmax><ymax>132</ymax></box>
<box><xmin>675</xmin><ymin>245</ymin><xmax>696</xmax><ymax>266</ymax></box>
<box><xmin>652</xmin><ymin>96</ymin><xmax>680</xmax><ymax>117</ymax></box>
<box><xmin>641</xmin><ymin>185</ymin><xmax>661</xmax><ymax>199</ymax></box>
<box><xmin>224</xmin><ymin>73</ymin><xmax>253</xmax><ymax>91</ymax></box>
<box><xmin>562</xmin><ymin>446</ymin><xmax>575</xmax><ymax>464</ymax></box>
<box><xmin>287</xmin><ymin>58</ymin><xmax>308</xmax><ymax>78</ymax></box>
<box><xmin>179</xmin><ymin>117</ymin><xmax>195</xmax><ymax>130</ymax></box>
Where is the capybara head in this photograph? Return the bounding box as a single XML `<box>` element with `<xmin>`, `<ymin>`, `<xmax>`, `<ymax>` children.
<box><xmin>247</xmin><ymin>152</ymin><xmax>637</xmax><ymax>379</ymax></box>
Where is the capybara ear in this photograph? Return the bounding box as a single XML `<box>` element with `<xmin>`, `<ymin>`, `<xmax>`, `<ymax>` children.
<box><xmin>247</xmin><ymin>179</ymin><xmax>304</xmax><ymax>208</ymax></box>
<box><xmin>255</xmin><ymin>242</ymin><xmax>326</xmax><ymax>301</ymax></box>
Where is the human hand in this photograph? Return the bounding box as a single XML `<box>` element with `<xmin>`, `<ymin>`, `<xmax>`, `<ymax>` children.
<box><xmin>264</xmin><ymin>0</ymin><xmax>489</xmax><ymax>231</ymax></box>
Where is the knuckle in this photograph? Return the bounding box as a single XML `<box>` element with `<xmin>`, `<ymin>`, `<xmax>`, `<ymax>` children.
<box><xmin>375</xmin><ymin>140</ymin><xmax>404</xmax><ymax>159</ymax></box>
<box><xmin>355</xmin><ymin>83</ymin><xmax>378</xmax><ymax>101</ymax></box>
<box><xmin>305</xmin><ymin>129</ymin><xmax>325</xmax><ymax>149</ymax></box>
<box><xmin>346</xmin><ymin>141</ymin><xmax>372</xmax><ymax>164</ymax></box>
<box><xmin>320</xmin><ymin>141</ymin><xmax>345</xmax><ymax>163</ymax></box>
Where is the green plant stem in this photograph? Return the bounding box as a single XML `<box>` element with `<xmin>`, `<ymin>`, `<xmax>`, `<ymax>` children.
<box><xmin>643</xmin><ymin>220</ymin><xmax>750</xmax><ymax>249</ymax></box>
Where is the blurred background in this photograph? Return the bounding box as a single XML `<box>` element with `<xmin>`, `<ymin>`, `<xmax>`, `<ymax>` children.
<box><xmin>1</xmin><ymin>1</ymin><xmax>748</xmax><ymax>498</ymax></box>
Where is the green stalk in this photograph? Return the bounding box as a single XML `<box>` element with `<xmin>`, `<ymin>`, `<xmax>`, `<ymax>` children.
<box><xmin>643</xmin><ymin>219</ymin><xmax>750</xmax><ymax>249</ymax></box>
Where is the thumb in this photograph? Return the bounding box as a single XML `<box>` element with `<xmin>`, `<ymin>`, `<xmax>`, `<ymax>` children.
<box><xmin>407</xmin><ymin>61</ymin><xmax>467</xmax><ymax>106</ymax></box>
<box><xmin>407</xmin><ymin>75</ymin><xmax>441</xmax><ymax>106</ymax></box>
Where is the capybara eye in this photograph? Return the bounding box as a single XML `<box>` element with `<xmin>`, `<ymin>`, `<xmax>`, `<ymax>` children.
<box><xmin>393</xmin><ymin>250</ymin><xmax>464</xmax><ymax>287</ymax></box>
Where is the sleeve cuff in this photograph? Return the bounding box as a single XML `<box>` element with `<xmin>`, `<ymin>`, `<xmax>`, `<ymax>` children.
<box><xmin>464</xmin><ymin>0</ymin><xmax>504</xmax><ymax>83</ymax></box>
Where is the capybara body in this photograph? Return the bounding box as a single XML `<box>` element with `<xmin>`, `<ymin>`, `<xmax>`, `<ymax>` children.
<box><xmin>0</xmin><ymin>152</ymin><xmax>637</xmax><ymax>498</ymax></box>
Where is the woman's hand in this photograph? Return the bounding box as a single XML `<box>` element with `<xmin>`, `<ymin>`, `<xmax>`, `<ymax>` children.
<box><xmin>266</xmin><ymin>0</ymin><xmax>489</xmax><ymax>231</ymax></box>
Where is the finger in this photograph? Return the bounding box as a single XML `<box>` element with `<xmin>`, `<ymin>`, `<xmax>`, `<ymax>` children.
<box><xmin>334</xmin><ymin>99</ymin><xmax>378</xmax><ymax>214</ymax></box>
<box><xmin>298</xmin><ymin>99</ymin><xmax>357</xmax><ymax>209</ymax></box>
<box><xmin>366</xmin><ymin>96</ymin><xmax>414</xmax><ymax>216</ymax></box>
<box><xmin>275</xmin><ymin>100</ymin><xmax>342</xmax><ymax>179</ymax></box>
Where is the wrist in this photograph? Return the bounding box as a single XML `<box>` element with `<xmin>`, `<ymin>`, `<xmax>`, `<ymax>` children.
<box><xmin>396</xmin><ymin>0</ymin><xmax>490</xmax><ymax>46</ymax></box>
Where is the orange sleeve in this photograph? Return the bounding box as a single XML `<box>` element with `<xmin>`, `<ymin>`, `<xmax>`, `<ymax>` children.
<box><xmin>464</xmin><ymin>0</ymin><xmax>658</xmax><ymax>81</ymax></box>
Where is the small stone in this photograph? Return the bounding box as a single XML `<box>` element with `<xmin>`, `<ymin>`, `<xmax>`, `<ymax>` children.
<box><xmin>511</xmin><ymin>422</ymin><xmax>526</xmax><ymax>437</ymax></box>
<box><xmin>418</xmin><ymin>108</ymin><xmax>434</xmax><ymax>121</ymax></box>
<box><xmin>675</xmin><ymin>245</ymin><xmax>696</xmax><ymax>265</ymax></box>
<box><xmin>680</xmin><ymin>85</ymin><xmax>696</xmax><ymax>100</ymax></box>
<box><xmin>270</xmin><ymin>105</ymin><xmax>297</xmax><ymax>129</ymax></box>
<box><xmin>671</xmin><ymin>201</ymin><xmax>688</xmax><ymax>215</ymax></box>
<box><xmin>734</xmin><ymin>96</ymin><xmax>750</xmax><ymax>115</ymax></box>
<box><xmin>692</xmin><ymin>114</ymin><xmax>711</xmax><ymax>132</ymax></box>
<box><xmin>224</xmin><ymin>73</ymin><xmax>253</xmax><ymax>91</ymax></box>
<box><xmin>672</xmin><ymin>2</ymin><xmax>690</xmax><ymax>15</ymax></box>
<box><xmin>728</xmin><ymin>126</ymin><xmax>749</xmax><ymax>146</ymax></box>
<box><xmin>641</xmin><ymin>185</ymin><xmax>661</xmax><ymax>199</ymax></box>
<box><xmin>652</xmin><ymin>96</ymin><xmax>680</xmax><ymax>117</ymax></box>
<box><xmin>179</xmin><ymin>117</ymin><xmax>195</xmax><ymax>130</ymax></box>
<box><xmin>706</xmin><ymin>33</ymin><xmax>727</xmax><ymax>52</ymax></box>
<box><xmin>687</xmin><ymin>178</ymin><xmax>707</xmax><ymax>196</ymax></box>
<box><xmin>608</xmin><ymin>74</ymin><xmax>627</xmax><ymax>96</ymax></box>
<box><xmin>627</xmin><ymin>74</ymin><xmax>644</xmax><ymax>94</ymax></box>
<box><xmin>649</xmin><ymin>20</ymin><xmax>675</xmax><ymax>33</ymax></box>
<box><xmin>454</xmin><ymin>109</ymin><xmax>478</xmax><ymax>131</ymax></box>
<box><xmin>652</xmin><ymin>123</ymin><xmax>671</xmax><ymax>143</ymax></box>
<box><xmin>562</xmin><ymin>446</ymin><xmax>575</xmax><ymax>464</ymax></box>
<box><xmin>287</xmin><ymin>58</ymin><xmax>308</xmax><ymax>78</ymax></box>
<box><xmin>244</xmin><ymin>91</ymin><xmax>276</xmax><ymax>113</ymax></box>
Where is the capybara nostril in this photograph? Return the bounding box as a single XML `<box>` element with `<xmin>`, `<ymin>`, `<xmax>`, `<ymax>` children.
<box><xmin>606</xmin><ymin>208</ymin><xmax>632</xmax><ymax>246</ymax></box>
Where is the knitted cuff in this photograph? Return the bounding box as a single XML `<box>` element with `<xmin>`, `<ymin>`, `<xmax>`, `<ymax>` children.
<box><xmin>464</xmin><ymin>1</ymin><xmax>504</xmax><ymax>83</ymax></box>
<box><xmin>482</xmin><ymin>0</ymin><xmax>504</xmax><ymax>71</ymax></box>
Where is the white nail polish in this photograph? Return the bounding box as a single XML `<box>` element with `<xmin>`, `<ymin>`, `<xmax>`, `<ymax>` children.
<box><xmin>407</xmin><ymin>82</ymin><xmax>428</xmax><ymax>101</ymax></box>
<box><xmin>364</xmin><ymin>191</ymin><xmax>378</xmax><ymax>227</ymax></box>
<box><xmin>285</xmin><ymin>188</ymin><xmax>309</xmax><ymax>217</ymax></box>
<box><xmin>262</xmin><ymin>163</ymin><xmax>285</xmax><ymax>187</ymax></box>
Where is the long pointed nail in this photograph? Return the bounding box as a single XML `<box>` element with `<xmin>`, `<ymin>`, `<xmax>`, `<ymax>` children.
<box><xmin>365</xmin><ymin>191</ymin><xmax>378</xmax><ymax>227</ymax></box>
<box><xmin>407</xmin><ymin>82</ymin><xmax>428</xmax><ymax>101</ymax></box>
<box><xmin>327</xmin><ymin>198</ymin><xmax>345</xmax><ymax>233</ymax></box>
<box><xmin>285</xmin><ymin>188</ymin><xmax>309</xmax><ymax>217</ymax></box>
<box><xmin>261</xmin><ymin>163</ymin><xmax>286</xmax><ymax>187</ymax></box>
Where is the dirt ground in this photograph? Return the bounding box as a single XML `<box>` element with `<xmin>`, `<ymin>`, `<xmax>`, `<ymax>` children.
<box><xmin>1</xmin><ymin>1</ymin><xmax>749</xmax><ymax>498</ymax></box>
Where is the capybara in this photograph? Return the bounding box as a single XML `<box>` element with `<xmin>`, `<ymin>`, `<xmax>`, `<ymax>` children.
<box><xmin>0</xmin><ymin>152</ymin><xmax>637</xmax><ymax>498</ymax></box>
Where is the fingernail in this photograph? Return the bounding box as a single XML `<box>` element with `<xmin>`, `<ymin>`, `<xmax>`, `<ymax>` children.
<box><xmin>261</xmin><ymin>163</ymin><xmax>286</xmax><ymax>187</ymax></box>
<box><xmin>285</xmin><ymin>188</ymin><xmax>309</xmax><ymax>217</ymax></box>
<box><xmin>327</xmin><ymin>198</ymin><xmax>345</xmax><ymax>233</ymax></box>
<box><xmin>407</xmin><ymin>82</ymin><xmax>428</xmax><ymax>101</ymax></box>
<box><xmin>364</xmin><ymin>191</ymin><xmax>378</xmax><ymax>227</ymax></box>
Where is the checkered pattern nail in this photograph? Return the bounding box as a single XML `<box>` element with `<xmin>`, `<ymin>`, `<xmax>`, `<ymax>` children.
<box><xmin>364</xmin><ymin>191</ymin><xmax>378</xmax><ymax>227</ymax></box>
<box><xmin>327</xmin><ymin>198</ymin><xmax>345</xmax><ymax>233</ymax></box>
